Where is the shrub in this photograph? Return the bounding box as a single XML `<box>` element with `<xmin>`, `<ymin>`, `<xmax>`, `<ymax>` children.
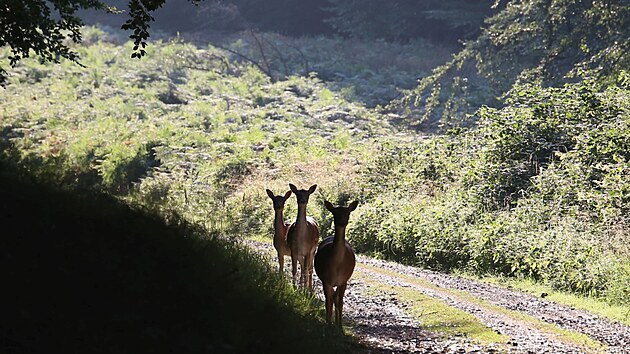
<box><xmin>356</xmin><ymin>80</ymin><xmax>630</xmax><ymax>304</ymax></box>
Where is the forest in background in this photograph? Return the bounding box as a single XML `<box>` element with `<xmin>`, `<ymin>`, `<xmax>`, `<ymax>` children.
<box><xmin>1</xmin><ymin>0</ymin><xmax>629</xmax><ymax>309</ymax></box>
<box><xmin>75</xmin><ymin>0</ymin><xmax>628</xmax><ymax>129</ymax></box>
<box><xmin>79</xmin><ymin>0</ymin><xmax>498</xmax><ymax>43</ymax></box>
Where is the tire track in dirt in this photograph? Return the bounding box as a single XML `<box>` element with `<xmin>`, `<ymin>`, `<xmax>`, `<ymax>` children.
<box><xmin>244</xmin><ymin>240</ymin><xmax>630</xmax><ymax>353</ymax></box>
<box><xmin>341</xmin><ymin>273</ymin><xmax>488</xmax><ymax>354</ymax></box>
<box><xmin>354</xmin><ymin>264</ymin><xmax>594</xmax><ymax>353</ymax></box>
<box><xmin>359</xmin><ymin>257</ymin><xmax>630</xmax><ymax>354</ymax></box>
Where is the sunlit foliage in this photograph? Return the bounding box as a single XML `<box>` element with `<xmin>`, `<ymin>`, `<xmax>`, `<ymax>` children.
<box><xmin>397</xmin><ymin>0</ymin><xmax>630</xmax><ymax>130</ymax></box>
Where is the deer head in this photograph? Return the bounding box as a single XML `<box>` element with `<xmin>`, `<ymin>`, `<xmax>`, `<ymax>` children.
<box><xmin>289</xmin><ymin>184</ymin><xmax>317</xmax><ymax>205</ymax></box>
<box><xmin>324</xmin><ymin>200</ymin><xmax>358</xmax><ymax>227</ymax></box>
<box><xmin>266</xmin><ymin>189</ymin><xmax>292</xmax><ymax>210</ymax></box>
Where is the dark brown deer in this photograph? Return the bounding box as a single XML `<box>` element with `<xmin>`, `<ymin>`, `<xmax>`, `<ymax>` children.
<box><xmin>315</xmin><ymin>200</ymin><xmax>358</xmax><ymax>327</ymax></box>
<box><xmin>286</xmin><ymin>184</ymin><xmax>320</xmax><ymax>290</ymax></box>
<box><xmin>265</xmin><ymin>189</ymin><xmax>292</xmax><ymax>273</ymax></box>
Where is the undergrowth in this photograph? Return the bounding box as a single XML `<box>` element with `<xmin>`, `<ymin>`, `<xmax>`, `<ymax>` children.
<box><xmin>1</xmin><ymin>26</ymin><xmax>628</xmax><ymax>308</ymax></box>
<box><xmin>350</xmin><ymin>81</ymin><xmax>630</xmax><ymax>305</ymax></box>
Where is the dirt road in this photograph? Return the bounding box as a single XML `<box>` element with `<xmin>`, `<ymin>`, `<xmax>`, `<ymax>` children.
<box><xmin>245</xmin><ymin>240</ymin><xmax>630</xmax><ymax>353</ymax></box>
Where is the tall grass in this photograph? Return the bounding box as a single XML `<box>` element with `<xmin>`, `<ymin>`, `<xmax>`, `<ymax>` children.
<box><xmin>2</xmin><ymin>26</ymin><xmax>628</xmax><ymax>309</ymax></box>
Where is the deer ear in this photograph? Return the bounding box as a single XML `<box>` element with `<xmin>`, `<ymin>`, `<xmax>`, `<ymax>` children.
<box><xmin>289</xmin><ymin>183</ymin><xmax>298</xmax><ymax>192</ymax></box>
<box><xmin>308</xmin><ymin>184</ymin><xmax>317</xmax><ymax>194</ymax></box>
<box><xmin>283</xmin><ymin>190</ymin><xmax>292</xmax><ymax>199</ymax></box>
<box><xmin>324</xmin><ymin>200</ymin><xmax>334</xmax><ymax>212</ymax></box>
<box><xmin>266</xmin><ymin>189</ymin><xmax>274</xmax><ymax>199</ymax></box>
<box><xmin>349</xmin><ymin>201</ymin><xmax>359</xmax><ymax>212</ymax></box>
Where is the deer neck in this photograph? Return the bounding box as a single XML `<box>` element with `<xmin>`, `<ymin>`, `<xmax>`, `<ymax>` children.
<box><xmin>295</xmin><ymin>204</ymin><xmax>308</xmax><ymax>228</ymax></box>
<box><xmin>273</xmin><ymin>208</ymin><xmax>287</xmax><ymax>238</ymax></box>
<box><xmin>332</xmin><ymin>225</ymin><xmax>347</xmax><ymax>261</ymax></box>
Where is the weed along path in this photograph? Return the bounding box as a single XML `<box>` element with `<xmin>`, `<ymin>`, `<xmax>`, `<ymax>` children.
<box><xmin>244</xmin><ymin>240</ymin><xmax>630</xmax><ymax>353</ymax></box>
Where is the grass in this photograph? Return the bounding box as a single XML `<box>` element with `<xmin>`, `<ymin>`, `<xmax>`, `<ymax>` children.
<box><xmin>0</xmin><ymin>161</ymin><xmax>351</xmax><ymax>354</ymax></box>
<box><xmin>2</xmin><ymin>24</ymin><xmax>628</xmax><ymax>325</ymax></box>
<box><xmin>247</xmin><ymin>232</ymin><xmax>273</xmax><ymax>245</ymax></box>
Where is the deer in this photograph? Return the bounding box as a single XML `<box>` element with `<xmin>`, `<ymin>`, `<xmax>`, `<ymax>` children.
<box><xmin>314</xmin><ymin>200</ymin><xmax>358</xmax><ymax>327</ymax></box>
<box><xmin>265</xmin><ymin>189</ymin><xmax>292</xmax><ymax>273</ymax></box>
<box><xmin>286</xmin><ymin>184</ymin><xmax>320</xmax><ymax>291</ymax></box>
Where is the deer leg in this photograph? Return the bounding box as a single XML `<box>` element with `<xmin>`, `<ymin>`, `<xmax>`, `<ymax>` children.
<box><xmin>300</xmin><ymin>256</ymin><xmax>307</xmax><ymax>288</ymax></box>
<box><xmin>323</xmin><ymin>283</ymin><xmax>334</xmax><ymax>325</ymax></box>
<box><xmin>305</xmin><ymin>252</ymin><xmax>314</xmax><ymax>291</ymax></box>
<box><xmin>310</xmin><ymin>249</ymin><xmax>317</xmax><ymax>291</ymax></box>
<box><xmin>334</xmin><ymin>283</ymin><xmax>347</xmax><ymax>327</ymax></box>
<box><xmin>291</xmin><ymin>256</ymin><xmax>298</xmax><ymax>287</ymax></box>
<box><xmin>332</xmin><ymin>286</ymin><xmax>340</xmax><ymax>325</ymax></box>
<box><xmin>278</xmin><ymin>251</ymin><xmax>284</xmax><ymax>274</ymax></box>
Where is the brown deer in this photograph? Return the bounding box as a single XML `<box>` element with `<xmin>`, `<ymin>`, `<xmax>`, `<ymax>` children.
<box><xmin>265</xmin><ymin>189</ymin><xmax>292</xmax><ymax>273</ymax></box>
<box><xmin>286</xmin><ymin>184</ymin><xmax>320</xmax><ymax>290</ymax></box>
<box><xmin>314</xmin><ymin>200</ymin><xmax>358</xmax><ymax>327</ymax></box>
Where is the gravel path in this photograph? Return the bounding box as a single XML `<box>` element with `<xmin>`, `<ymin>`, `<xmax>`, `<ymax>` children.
<box><xmin>360</xmin><ymin>257</ymin><xmax>630</xmax><ymax>353</ymax></box>
<box><xmin>244</xmin><ymin>239</ymin><xmax>630</xmax><ymax>354</ymax></box>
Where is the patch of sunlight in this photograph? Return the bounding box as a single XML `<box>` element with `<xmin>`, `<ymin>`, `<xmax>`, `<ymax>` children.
<box><xmin>246</xmin><ymin>232</ymin><xmax>271</xmax><ymax>244</ymax></box>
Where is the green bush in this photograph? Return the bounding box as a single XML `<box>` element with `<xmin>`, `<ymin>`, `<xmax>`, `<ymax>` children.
<box><xmin>356</xmin><ymin>80</ymin><xmax>630</xmax><ymax>304</ymax></box>
<box><xmin>2</xmin><ymin>28</ymin><xmax>628</xmax><ymax>308</ymax></box>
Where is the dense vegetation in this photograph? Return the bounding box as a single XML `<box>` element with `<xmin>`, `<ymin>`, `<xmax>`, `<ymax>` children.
<box><xmin>399</xmin><ymin>0</ymin><xmax>630</xmax><ymax>129</ymax></box>
<box><xmin>2</xmin><ymin>26</ymin><xmax>628</xmax><ymax>307</ymax></box>
<box><xmin>352</xmin><ymin>79</ymin><xmax>630</xmax><ymax>304</ymax></box>
<box><xmin>82</xmin><ymin>0</ymin><xmax>495</xmax><ymax>42</ymax></box>
<box><xmin>2</xmin><ymin>0</ymin><xmax>494</xmax><ymax>85</ymax></box>
<box><xmin>324</xmin><ymin>0</ymin><xmax>497</xmax><ymax>42</ymax></box>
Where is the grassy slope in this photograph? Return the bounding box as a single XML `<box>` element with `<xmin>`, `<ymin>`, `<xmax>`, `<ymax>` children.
<box><xmin>1</xmin><ymin>25</ymin><xmax>627</xmax><ymax>323</ymax></box>
<box><xmin>348</xmin><ymin>83</ymin><xmax>630</xmax><ymax>305</ymax></box>
<box><xmin>0</xmin><ymin>163</ymin><xmax>350</xmax><ymax>354</ymax></box>
<box><xmin>0</xmin><ymin>27</ymin><xmax>404</xmax><ymax>244</ymax></box>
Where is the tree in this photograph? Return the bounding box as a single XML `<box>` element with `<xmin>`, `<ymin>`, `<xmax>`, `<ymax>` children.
<box><xmin>475</xmin><ymin>0</ymin><xmax>629</xmax><ymax>88</ymax></box>
<box><xmin>325</xmin><ymin>0</ymin><xmax>498</xmax><ymax>43</ymax></box>
<box><xmin>0</xmin><ymin>0</ymin><xmax>202</xmax><ymax>86</ymax></box>
<box><xmin>395</xmin><ymin>0</ymin><xmax>630</xmax><ymax>130</ymax></box>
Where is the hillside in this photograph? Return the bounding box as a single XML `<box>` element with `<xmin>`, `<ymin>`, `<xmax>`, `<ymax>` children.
<box><xmin>0</xmin><ymin>162</ymin><xmax>350</xmax><ymax>353</ymax></box>
<box><xmin>1</xmin><ymin>20</ymin><xmax>629</xmax><ymax>353</ymax></box>
<box><xmin>2</xmin><ymin>25</ymin><xmax>629</xmax><ymax>304</ymax></box>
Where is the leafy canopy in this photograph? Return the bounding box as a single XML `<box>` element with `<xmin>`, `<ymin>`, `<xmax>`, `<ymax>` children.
<box><xmin>0</xmin><ymin>0</ymin><xmax>202</xmax><ymax>86</ymax></box>
<box><xmin>325</xmin><ymin>0</ymin><xmax>497</xmax><ymax>42</ymax></box>
<box><xmin>396</xmin><ymin>0</ymin><xmax>630</xmax><ymax>130</ymax></box>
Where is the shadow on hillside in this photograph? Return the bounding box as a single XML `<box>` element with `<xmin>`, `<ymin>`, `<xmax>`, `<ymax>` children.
<box><xmin>0</xmin><ymin>162</ymin><xmax>348</xmax><ymax>353</ymax></box>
